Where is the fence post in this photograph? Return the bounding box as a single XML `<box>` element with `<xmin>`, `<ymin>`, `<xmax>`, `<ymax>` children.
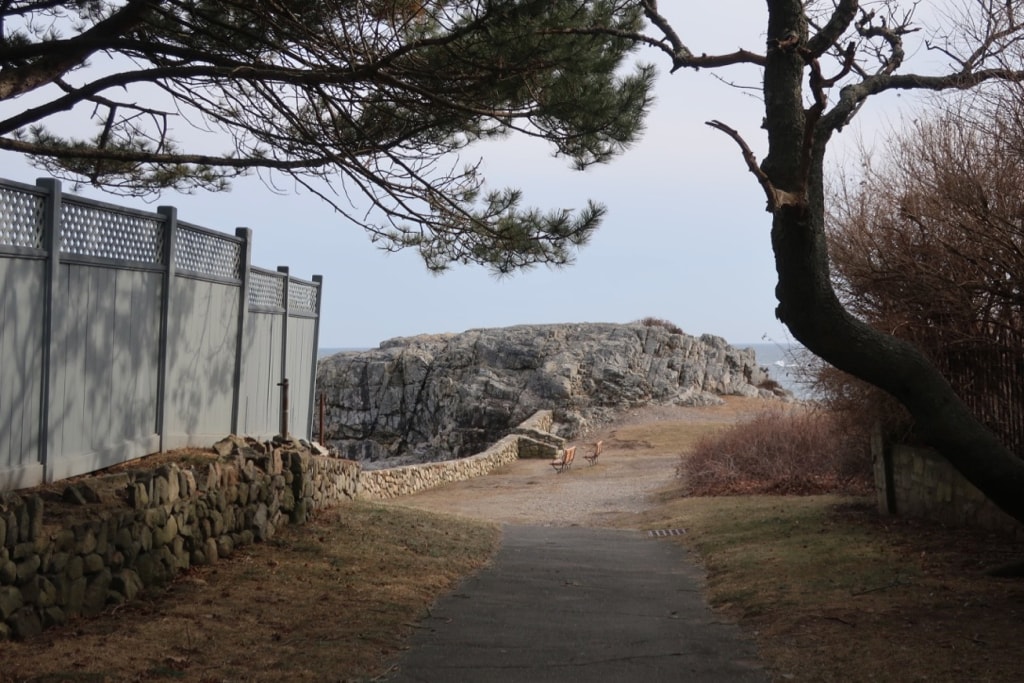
<box><xmin>156</xmin><ymin>206</ymin><xmax>178</xmax><ymax>452</ymax></box>
<box><xmin>871</xmin><ymin>422</ymin><xmax>897</xmax><ymax>515</ymax></box>
<box><xmin>277</xmin><ymin>266</ymin><xmax>290</xmax><ymax>437</ymax></box>
<box><xmin>231</xmin><ymin>228</ymin><xmax>253</xmax><ymax>435</ymax></box>
<box><xmin>308</xmin><ymin>274</ymin><xmax>323</xmax><ymax>443</ymax></box>
<box><xmin>36</xmin><ymin>178</ymin><xmax>61</xmax><ymax>482</ymax></box>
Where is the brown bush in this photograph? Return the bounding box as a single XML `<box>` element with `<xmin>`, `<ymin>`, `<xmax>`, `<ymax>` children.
<box><xmin>678</xmin><ymin>406</ymin><xmax>872</xmax><ymax>496</ymax></box>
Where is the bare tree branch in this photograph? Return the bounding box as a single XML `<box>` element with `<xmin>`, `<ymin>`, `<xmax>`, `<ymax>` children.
<box><xmin>820</xmin><ymin>66</ymin><xmax>1024</xmax><ymax>136</ymax></box>
<box><xmin>705</xmin><ymin>119</ymin><xmax>801</xmax><ymax>212</ymax></box>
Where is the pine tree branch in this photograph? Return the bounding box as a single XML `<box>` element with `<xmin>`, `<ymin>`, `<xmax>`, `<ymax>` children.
<box><xmin>0</xmin><ymin>0</ymin><xmax>156</xmax><ymax>99</ymax></box>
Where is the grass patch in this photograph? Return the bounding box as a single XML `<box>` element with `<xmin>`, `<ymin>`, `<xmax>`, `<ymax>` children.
<box><xmin>607</xmin><ymin>397</ymin><xmax>770</xmax><ymax>455</ymax></box>
<box><xmin>0</xmin><ymin>501</ymin><xmax>499</xmax><ymax>683</ymax></box>
<box><xmin>611</xmin><ymin>419</ymin><xmax>724</xmax><ymax>453</ymax></box>
<box><xmin>630</xmin><ymin>496</ymin><xmax>908</xmax><ymax>614</ymax></box>
<box><xmin>629</xmin><ymin>494</ymin><xmax>1024</xmax><ymax>682</ymax></box>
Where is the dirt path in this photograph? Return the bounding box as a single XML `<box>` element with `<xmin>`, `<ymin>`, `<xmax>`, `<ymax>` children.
<box><xmin>384</xmin><ymin>397</ymin><xmax>771</xmax><ymax>527</ymax></box>
<box><xmin>383</xmin><ymin>446</ymin><xmax>675</xmax><ymax>527</ymax></box>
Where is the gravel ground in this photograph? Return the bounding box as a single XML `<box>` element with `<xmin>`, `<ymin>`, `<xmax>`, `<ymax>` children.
<box><xmin>382</xmin><ymin>398</ymin><xmax>770</xmax><ymax>527</ymax></box>
<box><xmin>384</xmin><ymin>449</ymin><xmax>674</xmax><ymax>528</ymax></box>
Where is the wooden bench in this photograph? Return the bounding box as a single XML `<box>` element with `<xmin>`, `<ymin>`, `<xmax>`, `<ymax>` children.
<box><xmin>584</xmin><ymin>440</ymin><xmax>603</xmax><ymax>466</ymax></box>
<box><xmin>551</xmin><ymin>445</ymin><xmax>576</xmax><ymax>473</ymax></box>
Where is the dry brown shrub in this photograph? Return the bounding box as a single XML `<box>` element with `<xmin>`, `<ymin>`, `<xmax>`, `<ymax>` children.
<box><xmin>678</xmin><ymin>406</ymin><xmax>872</xmax><ymax>496</ymax></box>
<box><xmin>634</xmin><ymin>316</ymin><xmax>685</xmax><ymax>335</ymax></box>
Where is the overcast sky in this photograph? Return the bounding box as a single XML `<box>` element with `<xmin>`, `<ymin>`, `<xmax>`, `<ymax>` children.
<box><xmin>0</xmin><ymin>4</ymin><xmax>925</xmax><ymax>349</ymax></box>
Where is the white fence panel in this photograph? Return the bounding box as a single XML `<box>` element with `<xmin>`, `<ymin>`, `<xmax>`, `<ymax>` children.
<box><xmin>0</xmin><ymin>256</ymin><xmax>45</xmax><ymax>488</ymax></box>
<box><xmin>0</xmin><ymin>179</ymin><xmax>322</xmax><ymax>490</ymax></box>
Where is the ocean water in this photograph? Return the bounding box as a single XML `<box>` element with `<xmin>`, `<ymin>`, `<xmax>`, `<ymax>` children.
<box><xmin>739</xmin><ymin>342</ymin><xmax>818</xmax><ymax>400</ymax></box>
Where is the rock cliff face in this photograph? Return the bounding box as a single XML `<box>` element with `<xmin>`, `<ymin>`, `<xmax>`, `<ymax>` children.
<box><xmin>316</xmin><ymin>323</ymin><xmax>781</xmax><ymax>468</ymax></box>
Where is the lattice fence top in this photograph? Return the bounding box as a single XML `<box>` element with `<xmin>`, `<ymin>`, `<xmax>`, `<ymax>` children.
<box><xmin>249</xmin><ymin>269</ymin><xmax>284</xmax><ymax>309</ymax></box>
<box><xmin>0</xmin><ymin>185</ymin><xmax>44</xmax><ymax>249</ymax></box>
<box><xmin>289</xmin><ymin>280</ymin><xmax>319</xmax><ymax>315</ymax></box>
<box><xmin>61</xmin><ymin>200</ymin><xmax>163</xmax><ymax>263</ymax></box>
<box><xmin>0</xmin><ymin>180</ymin><xmax>321</xmax><ymax>318</ymax></box>
<box><xmin>175</xmin><ymin>224</ymin><xmax>242</xmax><ymax>280</ymax></box>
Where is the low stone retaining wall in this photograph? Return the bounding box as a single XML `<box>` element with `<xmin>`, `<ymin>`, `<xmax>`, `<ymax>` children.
<box><xmin>509</xmin><ymin>410</ymin><xmax>565</xmax><ymax>459</ymax></box>
<box><xmin>874</xmin><ymin>438</ymin><xmax>1023</xmax><ymax>537</ymax></box>
<box><xmin>358</xmin><ymin>410</ymin><xmax>560</xmax><ymax>499</ymax></box>
<box><xmin>358</xmin><ymin>434</ymin><xmax>520</xmax><ymax>500</ymax></box>
<box><xmin>1</xmin><ymin>411</ymin><xmax>557</xmax><ymax>640</ymax></box>
<box><xmin>0</xmin><ymin>438</ymin><xmax>361</xmax><ymax>640</ymax></box>
<box><xmin>515</xmin><ymin>410</ymin><xmax>554</xmax><ymax>433</ymax></box>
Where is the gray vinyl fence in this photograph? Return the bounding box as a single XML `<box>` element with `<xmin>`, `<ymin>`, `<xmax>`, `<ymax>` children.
<box><xmin>0</xmin><ymin>177</ymin><xmax>322</xmax><ymax>491</ymax></box>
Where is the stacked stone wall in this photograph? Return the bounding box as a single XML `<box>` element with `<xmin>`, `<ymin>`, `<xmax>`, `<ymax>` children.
<box><xmin>515</xmin><ymin>410</ymin><xmax>554</xmax><ymax>433</ymax></box>
<box><xmin>357</xmin><ymin>435</ymin><xmax>521</xmax><ymax>500</ymax></box>
<box><xmin>0</xmin><ymin>411</ymin><xmax>555</xmax><ymax>640</ymax></box>
<box><xmin>0</xmin><ymin>444</ymin><xmax>361</xmax><ymax>640</ymax></box>
<box><xmin>875</xmin><ymin>442</ymin><xmax>1023</xmax><ymax>538</ymax></box>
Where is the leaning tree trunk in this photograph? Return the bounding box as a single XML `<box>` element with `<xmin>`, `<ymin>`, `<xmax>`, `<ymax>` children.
<box><xmin>761</xmin><ymin>0</ymin><xmax>1024</xmax><ymax>525</ymax></box>
<box><xmin>771</xmin><ymin>203</ymin><xmax>1024</xmax><ymax>524</ymax></box>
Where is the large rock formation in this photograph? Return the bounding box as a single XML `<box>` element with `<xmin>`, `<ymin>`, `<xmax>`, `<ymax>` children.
<box><xmin>316</xmin><ymin>322</ymin><xmax>783</xmax><ymax>468</ymax></box>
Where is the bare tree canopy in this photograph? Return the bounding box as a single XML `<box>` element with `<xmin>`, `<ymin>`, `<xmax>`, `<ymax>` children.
<box><xmin>830</xmin><ymin>102</ymin><xmax>1024</xmax><ymax>355</ymax></box>
<box><xmin>0</xmin><ymin>0</ymin><xmax>655</xmax><ymax>272</ymax></box>
<box><xmin>824</xmin><ymin>98</ymin><xmax>1024</xmax><ymax>451</ymax></box>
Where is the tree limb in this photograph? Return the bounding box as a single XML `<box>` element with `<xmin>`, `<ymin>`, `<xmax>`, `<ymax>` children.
<box><xmin>805</xmin><ymin>0</ymin><xmax>859</xmax><ymax>57</ymax></box>
<box><xmin>546</xmin><ymin>2</ymin><xmax>766</xmax><ymax>72</ymax></box>
<box><xmin>0</xmin><ymin>135</ymin><xmax>336</xmax><ymax>170</ymax></box>
<box><xmin>0</xmin><ymin>0</ymin><xmax>157</xmax><ymax>99</ymax></box>
<box><xmin>636</xmin><ymin>0</ymin><xmax>765</xmax><ymax>71</ymax></box>
<box><xmin>819</xmin><ymin>64</ymin><xmax>1024</xmax><ymax>140</ymax></box>
<box><xmin>705</xmin><ymin>119</ymin><xmax>799</xmax><ymax>212</ymax></box>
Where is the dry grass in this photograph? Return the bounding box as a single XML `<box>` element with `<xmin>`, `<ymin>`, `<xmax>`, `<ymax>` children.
<box><xmin>628</xmin><ymin>494</ymin><xmax>1024</xmax><ymax>682</ymax></box>
<box><xmin>0</xmin><ymin>502</ymin><xmax>499</xmax><ymax>683</ymax></box>
<box><xmin>605</xmin><ymin>396</ymin><xmax>771</xmax><ymax>453</ymax></box>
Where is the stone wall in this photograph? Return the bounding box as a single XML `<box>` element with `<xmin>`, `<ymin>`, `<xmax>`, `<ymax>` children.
<box><xmin>514</xmin><ymin>410</ymin><xmax>554</xmax><ymax>433</ymax></box>
<box><xmin>873</xmin><ymin>438</ymin><xmax>1023</xmax><ymax>537</ymax></box>
<box><xmin>0</xmin><ymin>412</ymin><xmax>556</xmax><ymax>640</ymax></box>
<box><xmin>357</xmin><ymin>410</ymin><xmax>559</xmax><ymax>500</ymax></box>
<box><xmin>0</xmin><ymin>438</ymin><xmax>361</xmax><ymax>640</ymax></box>
<box><xmin>358</xmin><ymin>434</ymin><xmax>522</xmax><ymax>500</ymax></box>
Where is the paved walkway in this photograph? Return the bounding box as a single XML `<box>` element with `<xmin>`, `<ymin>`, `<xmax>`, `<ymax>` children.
<box><xmin>385</xmin><ymin>525</ymin><xmax>768</xmax><ymax>683</ymax></box>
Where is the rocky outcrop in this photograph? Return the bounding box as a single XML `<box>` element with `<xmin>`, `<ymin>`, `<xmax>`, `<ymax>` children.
<box><xmin>317</xmin><ymin>322</ymin><xmax>783</xmax><ymax>468</ymax></box>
